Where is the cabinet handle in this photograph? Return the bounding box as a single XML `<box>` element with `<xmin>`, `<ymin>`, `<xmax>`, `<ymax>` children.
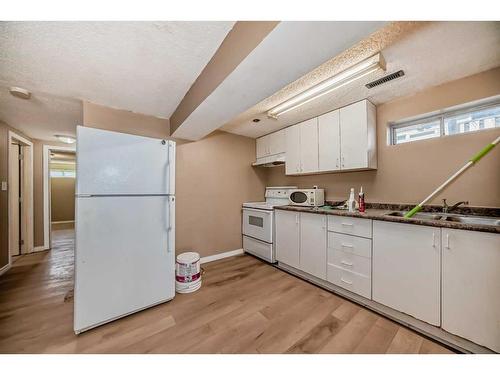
<box><xmin>341</xmin><ymin>222</ymin><xmax>353</xmax><ymax>227</ymax></box>
<box><xmin>432</xmin><ymin>232</ymin><xmax>436</xmax><ymax>248</ymax></box>
<box><xmin>336</xmin><ymin>158</ymin><xmax>339</xmax><ymax>168</ymax></box>
<box><xmin>322</xmin><ymin>217</ymin><xmax>326</xmax><ymax>229</ymax></box>
<box><xmin>295</xmin><ymin>213</ymin><xmax>299</xmax><ymax>225</ymax></box>
<box><xmin>341</xmin><ymin>243</ymin><xmax>353</xmax><ymax>248</ymax></box>
<box><xmin>341</xmin><ymin>260</ymin><xmax>353</xmax><ymax>267</ymax></box>
<box><xmin>340</xmin><ymin>277</ymin><xmax>353</xmax><ymax>285</ymax></box>
<box><xmin>445</xmin><ymin>234</ymin><xmax>450</xmax><ymax>249</ymax></box>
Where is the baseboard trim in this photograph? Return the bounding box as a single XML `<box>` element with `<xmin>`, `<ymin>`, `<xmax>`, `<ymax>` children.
<box><xmin>0</xmin><ymin>263</ymin><xmax>11</xmax><ymax>277</ymax></box>
<box><xmin>33</xmin><ymin>246</ymin><xmax>50</xmax><ymax>252</ymax></box>
<box><xmin>200</xmin><ymin>249</ymin><xmax>244</xmax><ymax>264</ymax></box>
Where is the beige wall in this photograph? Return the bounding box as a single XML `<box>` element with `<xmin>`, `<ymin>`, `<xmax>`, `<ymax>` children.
<box><xmin>50</xmin><ymin>177</ymin><xmax>75</xmax><ymax>222</ymax></box>
<box><xmin>82</xmin><ymin>103</ymin><xmax>267</xmax><ymax>257</ymax></box>
<box><xmin>83</xmin><ymin>101</ymin><xmax>170</xmax><ymax>139</ymax></box>
<box><xmin>267</xmin><ymin>67</ymin><xmax>500</xmax><ymax>207</ymax></box>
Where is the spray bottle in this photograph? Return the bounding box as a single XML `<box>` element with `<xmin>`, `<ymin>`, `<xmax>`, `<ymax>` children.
<box><xmin>358</xmin><ymin>186</ymin><xmax>366</xmax><ymax>213</ymax></box>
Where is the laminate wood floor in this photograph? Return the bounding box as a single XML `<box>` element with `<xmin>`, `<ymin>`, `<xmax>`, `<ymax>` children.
<box><xmin>0</xmin><ymin>229</ymin><xmax>454</xmax><ymax>354</ymax></box>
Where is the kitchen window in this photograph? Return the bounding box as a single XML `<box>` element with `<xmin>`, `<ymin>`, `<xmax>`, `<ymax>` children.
<box><xmin>389</xmin><ymin>100</ymin><xmax>500</xmax><ymax>145</ymax></box>
<box><xmin>50</xmin><ymin>169</ymin><xmax>76</xmax><ymax>178</ymax></box>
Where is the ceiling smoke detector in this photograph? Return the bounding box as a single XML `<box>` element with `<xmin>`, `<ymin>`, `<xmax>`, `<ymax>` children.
<box><xmin>9</xmin><ymin>86</ymin><xmax>31</xmax><ymax>100</ymax></box>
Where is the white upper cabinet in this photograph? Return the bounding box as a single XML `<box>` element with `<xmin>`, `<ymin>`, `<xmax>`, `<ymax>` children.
<box><xmin>318</xmin><ymin>109</ymin><xmax>340</xmax><ymax>172</ymax></box>
<box><xmin>285</xmin><ymin>124</ymin><xmax>301</xmax><ymax>175</ymax></box>
<box><xmin>282</xmin><ymin>99</ymin><xmax>376</xmax><ymax>175</ymax></box>
<box><xmin>372</xmin><ymin>221</ymin><xmax>441</xmax><ymax>326</ymax></box>
<box><xmin>256</xmin><ymin>129</ymin><xmax>285</xmax><ymax>160</ymax></box>
<box><xmin>441</xmin><ymin>229</ymin><xmax>500</xmax><ymax>352</ymax></box>
<box><xmin>299</xmin><ymin>118</ymin><xmax>319</xmax><ymax>173</ymax></box>
<box><xmin>339</xmin><ymin>100</ymin><xmax>377</xmax><ymax>170</ymax></box>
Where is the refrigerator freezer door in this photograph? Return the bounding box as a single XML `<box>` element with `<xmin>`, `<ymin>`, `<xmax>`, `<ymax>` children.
<box><xmin>76</xmin><ymin>126</ymin><xmax>175</xmax><ymax>196</ymax></box>
<box><xmin>74</xmin><ymin>195</ymin><xmax>175</xmax><ymax>333</ymax></box>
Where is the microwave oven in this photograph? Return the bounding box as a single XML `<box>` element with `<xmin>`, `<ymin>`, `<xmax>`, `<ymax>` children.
<box><xmin>289</xmin><ymin>189</ymin><xmax>325</xmax><ymax>207</ymax></box>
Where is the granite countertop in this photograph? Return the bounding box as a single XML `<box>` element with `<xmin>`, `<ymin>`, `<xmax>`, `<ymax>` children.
<box><xmin>274</xmin><ymin>203</ymin><xmax>500</xmax><ymax>234</ymax></box>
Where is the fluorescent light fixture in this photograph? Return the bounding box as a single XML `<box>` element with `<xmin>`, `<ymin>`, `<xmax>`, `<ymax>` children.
<box><xmin>55</xmin><ymin>135</ymin><xmax>76</xmax><ymax>144</ymax></box>
<box><xmin>267</xmin><ymin>53</ymin><xmax>386</xmax><ymax>119</ymax></box>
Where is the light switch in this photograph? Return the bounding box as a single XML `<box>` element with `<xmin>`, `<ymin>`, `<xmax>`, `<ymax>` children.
<box><xmin>1</xmin><ymin>181</ymin><xmax>7</xmax><ymax>191</ymax></box>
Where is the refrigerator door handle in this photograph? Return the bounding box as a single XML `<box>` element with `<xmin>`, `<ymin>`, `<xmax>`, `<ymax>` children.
<box><xmin>166</xmin><ymin>197</ymin><xmax>172</xmax><ymax>253</ymax></box>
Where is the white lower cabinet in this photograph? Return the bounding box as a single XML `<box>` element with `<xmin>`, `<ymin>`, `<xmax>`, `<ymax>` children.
<box><xmin>275</xmin><ymin>210</ymin><xmax>327</xmax><ymax>280</ymax></box>
<box><xmin>442</xmin><ymin>228</ymin><xmax>500</xmax><ymax>352</ymax></box>
<box><xmin>300</xmin><ymin>213</ymin><xmax>327</xmax><ymax>279</ymax></box>
<box><xmin>275</xmin><ymin>210</ymin><xmax>300</xmax><ymax>269</ymax></box>
<box><xmin>372</xmin><ymin>221</ymin><xmax>441</xmax><ymax>326</ymax></box>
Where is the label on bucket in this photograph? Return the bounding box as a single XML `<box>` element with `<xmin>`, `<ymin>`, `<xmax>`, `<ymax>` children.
<box><xmin>175</xmin><ymin>259</ymin><xmax>201</xmax><ymax>283</ymax></box>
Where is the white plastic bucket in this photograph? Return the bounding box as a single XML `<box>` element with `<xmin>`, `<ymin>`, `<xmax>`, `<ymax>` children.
<box><xmin>175</xmin><ymin>252</ymin><xmax>202</xmax><ymax>294</ymax></box>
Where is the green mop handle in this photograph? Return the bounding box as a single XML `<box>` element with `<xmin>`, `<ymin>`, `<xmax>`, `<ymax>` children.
<box><xmin>405</xmin><ymin>135</ymin><xmax>500</xmax><ymax>218</ymax></box>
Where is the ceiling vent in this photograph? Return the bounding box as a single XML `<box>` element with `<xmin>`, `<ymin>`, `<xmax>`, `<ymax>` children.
<box><xmin>365</xmin><ymin>70</ymin><xmax>405</xmax><ymax>89</ymax></box>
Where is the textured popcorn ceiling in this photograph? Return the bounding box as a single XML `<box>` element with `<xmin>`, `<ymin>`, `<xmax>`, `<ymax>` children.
<box><xmin>0</xmin><ymin>21</ymin><xmax>234</xmax><ymax>140</ymax></box>
<box><xmin>172</xmin><ymin>21</ymin><xmax>386</xmax><ymax>140</ymax></box>
<box><xmin>221</xmin><ymin>21</ymin><xmax>500</xmax><ymax>138</ymax></box>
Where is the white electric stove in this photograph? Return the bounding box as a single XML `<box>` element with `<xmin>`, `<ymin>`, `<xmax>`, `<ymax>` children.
<box><xmin>242</xmin><ymin>186</ymin><xmax>296</xmax><ymax>263</ymax></box>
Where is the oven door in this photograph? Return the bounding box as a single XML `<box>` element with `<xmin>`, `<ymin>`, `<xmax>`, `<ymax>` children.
<box><xmin>242</xmin><ymin>208</ymin><xmax>273</xmax><ymax>243</ymax></box>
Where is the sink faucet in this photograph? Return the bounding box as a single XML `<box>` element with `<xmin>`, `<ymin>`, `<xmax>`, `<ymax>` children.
<box><xmin>442</xmin><ymin>199</ymin><xmax>469</xmax><ymax>213</ymax></box>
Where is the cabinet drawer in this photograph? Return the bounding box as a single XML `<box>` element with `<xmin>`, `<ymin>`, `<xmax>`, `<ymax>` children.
<box><xmin>328</xmin><ymin>249</ymin><xmax>371</xmax><ymax>277</ymax></box>
<box><xmin>328</xmin><ymin>216</ymin><xmax>372</xmax><ymax>238</ymax></box>
<box><xmin>243</xmin><ymin>235</ymin><xmax>274</xmax><ymax>263</ymax></box>
<box><xmin>327</xmin><ymin>264</ymin><xmax>371</xmax><ymax>299</ymax></box>
<box><xmin>328</xmin><ymin>232</ymin><xmax>371</xmax><ymax>258</ymax></box>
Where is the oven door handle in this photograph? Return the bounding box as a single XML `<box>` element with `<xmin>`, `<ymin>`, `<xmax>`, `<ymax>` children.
<box><xmin>243</xmin><ymin>207</ymin><xmax>272</xmax><ymax>215</ymax></box>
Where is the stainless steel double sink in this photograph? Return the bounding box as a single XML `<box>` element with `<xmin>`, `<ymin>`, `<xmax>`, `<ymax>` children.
<box><xmin>385</xmin><ymin>211</ymin><xmax>500</xmax><ymax>227</ymax></box>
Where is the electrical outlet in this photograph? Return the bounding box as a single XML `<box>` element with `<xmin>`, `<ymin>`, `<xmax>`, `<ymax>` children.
<box><xmin>1</xmin><ymin>181</ymin><xmax>7</xmax><ymax>191</ymax></box>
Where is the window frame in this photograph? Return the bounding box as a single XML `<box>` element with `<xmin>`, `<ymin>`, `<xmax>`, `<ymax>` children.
<box><xmin>389</xmin><ymin>99</ymin><xmax>500</xmax><ymax>145</ymax></box>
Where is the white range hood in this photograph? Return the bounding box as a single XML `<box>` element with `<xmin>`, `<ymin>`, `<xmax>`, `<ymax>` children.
<box><xmin>252</xmin><ymin>152</ymin><xmax>285</xmax><ymax>167</ymax></box>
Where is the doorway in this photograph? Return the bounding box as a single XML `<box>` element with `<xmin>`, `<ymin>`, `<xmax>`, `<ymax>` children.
<box><xmin>8</xmin><ymin>132</ymin><xmax>34</xmax><ymax>261</ymax></box>
<box><xmin>43</xmin><ymin>145</ymin><xmax>76</xmax><ymax>250</ymax></box>
<box><xmin>49</xmin><ymin>151</ymin><xmax>76</xmax><ymax>242</ymax></box>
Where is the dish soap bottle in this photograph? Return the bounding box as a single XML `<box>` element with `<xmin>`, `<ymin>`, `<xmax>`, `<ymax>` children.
<box><xmin>347</xmin><ymin>188</ymin><xmax>356</xmax><ymax>212</ymax></box>
<box><xmin>358</xmin><ymin>186</ymin><xmax>366</xmax><ymax>213</ymax></box>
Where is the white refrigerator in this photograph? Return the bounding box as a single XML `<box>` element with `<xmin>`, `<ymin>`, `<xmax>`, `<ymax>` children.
<box><xmin>74</xmin><ymin>126</ymin><xmax>176</xmax><ymax>334</ymax></box>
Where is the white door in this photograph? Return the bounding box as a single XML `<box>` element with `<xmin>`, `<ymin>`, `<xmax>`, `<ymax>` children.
<box><xmin>9</xmin><ymin>144</ymin><xmax>20</xmax><ymax>257</ymax></box>
<box><xmin>318</xmin><ymin>110</ymin><xmax>341</xmax><ymax>172</ymax></box>
<box><xmin>242</xmin><ymin>208</ymin><xmax>273</xmax><ymax>243</ymax></box>
<box><xmin>285</xmin><ymin>125</ymin><xmax>301</xmax><ymax>175</ymax></box>
<box><xmin>74</xmin><ymin>195</ymin><xmax>175</xmax><ymax>333</ymax></box>
<box><xmin>340</xmin><ymin>100</ymin><xmax>368</xmax><ymax>170</ymax></box>
<box><xmin>76</xmin><ymin>126</ymin><xmax>175</xmax><ymax>195</ymax></box>
<box><xmin>269</xmin><ymin>130</ymin><xmax>285</xmax><ymax>156</ymax></box>
<box><xmin>442</xmin><ymin>229</ymin><xmax>500</xmax><ymax>352</ymax></box>
<box><xmin>299</xmin><ymin>118</ymin><xmax>319</xmax><ymax>173</ymax></box>
<box><xmin>372</xmin><ymin>221</ymin><xmax>441</xmax><ymax>325</ymax></box>
<box><xmin>275</xmin><ymin>210</ymin><xmax>300</xmax><ymax>269</ymax></box>
<box><xmin>256</xmin><ymin>136</ymin><xmax>268</xmax><ymax>159</ymax></box>
<box><xmin>300</xmin><ymin>213</ymin><xmax>327</xmax><ymax>280</ymax></box>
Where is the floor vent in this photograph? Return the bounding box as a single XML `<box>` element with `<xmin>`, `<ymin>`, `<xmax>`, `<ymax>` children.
<box><xmin>366</xmin><ymin>70</ymin><xmax>405</xmax><ymax>89</ymax></box>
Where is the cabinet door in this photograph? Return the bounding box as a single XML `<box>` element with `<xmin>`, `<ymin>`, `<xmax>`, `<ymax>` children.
<box><xmin>275</xmin><ymin>210</ymin><xmax>300</xmax><ymax>269</ymax></box>
<box><xmin>442</xmin><ymin>229</ymin><xmax>500</xmax><ymax>352</ymax></box>
<box><xmin>318</xmin><ymin>110</ymin><xmax>340</xmax><ymax>172</ymax></box>
<box><xmin>372</xmin><ymin>221</ymin><xmax>441</xmax><ymax>325</ymax></box>
<box><xmin>269</xmin><ymin>130</ymin><xmax>285</xmax><ymax>156</ymax></box>
<box><xmin>300</xmin><ymin>213</ymin><xmax>327</xmax><ymax>280</ymax></box>
<box><xmin>339</xmin><ymin>100</ymin><xmax>368</xmax><ymax>170</ymax></box>
<box><xmin>285</xmin><ymin>124</ymin><xmax>301</xmax><ymax>175</ymax></box>
<box><xmin>256</xmin><ymin>136</ymin><xmax>269</xmax><ymax>159</ymax></box>
<box><xmin>299</xmin><ymin>118</ymin><xmax>319</xmax><ymax>173</ymax></box>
